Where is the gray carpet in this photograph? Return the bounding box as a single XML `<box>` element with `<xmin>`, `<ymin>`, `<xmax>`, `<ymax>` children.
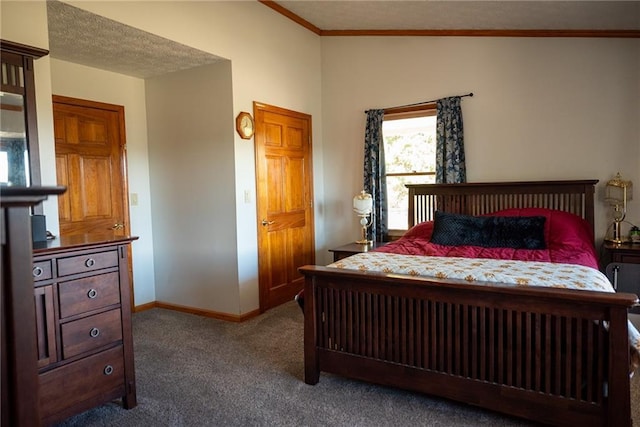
<box><xmin>57</xmin><ymin>302</ymin><xmax>639</xmax><ymax>426</ymax></box>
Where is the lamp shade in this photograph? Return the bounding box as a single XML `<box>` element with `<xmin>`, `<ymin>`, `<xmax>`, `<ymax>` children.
<box><xmin>605</xmin><ymin>172</ymin><xmax>633</xmax><ymax>205</ymax></box>
<box><xmin>353</xmin><ymin>190</ymin><xmax>373</xmax><ymax>215</ymax></box>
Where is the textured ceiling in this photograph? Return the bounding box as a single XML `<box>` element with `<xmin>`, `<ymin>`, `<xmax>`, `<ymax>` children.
<box><xmin>47</xmin><ymin>1</ymin><xmax>224</xmax><ymax>79</ymax></box>
<box><xmin>275</xmin><ymin>0</ymin><xmax>640</xmax><ymax>31</ymax></box>
<box><xmin>46</xmin><ymin>1</ymin><xmax>639</xmax><ymax>80</ymax></box>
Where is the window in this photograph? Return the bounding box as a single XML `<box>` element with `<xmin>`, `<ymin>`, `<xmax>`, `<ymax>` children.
<box><xmin>0</xmin><ymin>151</ymin><xmax>8</xmax><ymax>184</ymax></box>
<box><xmin>383</xmin><ymin>106</ymin><xmax>437</xmax><ymax>233</ymax></box>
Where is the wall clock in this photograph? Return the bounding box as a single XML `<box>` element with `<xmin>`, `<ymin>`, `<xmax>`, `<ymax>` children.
<box><xmin>236</xmin><ymin>112</ymin><xmax>255</xmax><ymax>139</ymax></box>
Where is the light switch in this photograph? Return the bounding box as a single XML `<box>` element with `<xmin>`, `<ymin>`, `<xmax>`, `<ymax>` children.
<box><xmin>130</xmin><ymin>193</ymin><xmax>138</xmax><ymax>206</ymax></box>
<box><xmin>244</xmin><ymin>190</ymin><xmax>251</xmax><ymax>203</ymax></box>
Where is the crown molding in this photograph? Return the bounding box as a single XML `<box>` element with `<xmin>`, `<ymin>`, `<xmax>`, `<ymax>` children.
<box><xmin>259</xmin><ymin>0</ymin><xmax>321</xmax><ymax>35</ymax></box>
<box><xmin>259</xmin><ymin>1</ymin><xmax>640</xmax><ymax>38</ymax></box>
<box><xmin>320</xmin><ymin>29</ymin><xmax>640</xmax><ymax>38</ymax></box>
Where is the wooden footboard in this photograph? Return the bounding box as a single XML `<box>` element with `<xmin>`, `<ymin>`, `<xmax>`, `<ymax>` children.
<box><xmin>300</xmin><ymin>265</ymin><xmax>636</xmax><ymax>427</ymax></box>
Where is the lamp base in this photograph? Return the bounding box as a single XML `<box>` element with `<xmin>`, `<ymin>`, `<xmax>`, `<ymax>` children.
<box><xmin>356</xmin><ymin>218</ymin><xmax>372</xmax><ymax>245</ymax></box>
<box><xmin>355</xmin><ymin>239</ymin><xmax>372</xmax><ymax>245</ymax></box>
<box><xmin>607</xmin><ymin>220</ymin><xmax>627</xmax><ymax>245</ymax></box>
<box><xmin>605</xmin><ymin>237</ymin><xmax>628</xmax><ymax>245</ymax></box>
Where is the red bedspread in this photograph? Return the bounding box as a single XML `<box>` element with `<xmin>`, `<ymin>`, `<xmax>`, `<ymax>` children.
<box><xmin>374</xmin><ymin>208</ymin><xmax>600</xmax><ymax>270</ymax></box>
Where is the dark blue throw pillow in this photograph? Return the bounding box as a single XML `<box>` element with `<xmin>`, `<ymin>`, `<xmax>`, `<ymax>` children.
<box><xmin>430</xmin><ymin>211</ymin><xmax>547</xmax><ymax>249</ymax></box>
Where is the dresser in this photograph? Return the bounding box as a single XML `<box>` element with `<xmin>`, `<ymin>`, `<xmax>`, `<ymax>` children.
<box><xmin>33</xmin><ymin>234</ymin><xmax>138</xmax><ymax>425</ymax></box>
<box><xmin>1</xmin><ymin>187</ymin><xmax>65</xmax><ymax>427</ymax></box>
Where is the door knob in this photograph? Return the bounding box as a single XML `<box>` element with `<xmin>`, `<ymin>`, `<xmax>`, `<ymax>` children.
<box><xmin>261</xmin><ymin>219</ymin><xmax>275</xmax><ymax>226</ymax></box>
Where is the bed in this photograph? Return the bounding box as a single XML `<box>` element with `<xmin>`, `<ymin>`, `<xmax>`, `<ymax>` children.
<box><xmin>298</xmin><ymin>180</ymin><xmax>639</xmax><ymax>427</ymax></box>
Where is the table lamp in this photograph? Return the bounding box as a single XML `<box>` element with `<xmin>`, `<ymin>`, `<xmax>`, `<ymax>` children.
<box><xmin>353</xmin><ymin>190</ymin><xmax>373</xmax><ymax>244</ymax></box>
<box><xmin>605</xmin><ymin>172</ymin><xmax>633</xmax><ymax>244</ymax></box>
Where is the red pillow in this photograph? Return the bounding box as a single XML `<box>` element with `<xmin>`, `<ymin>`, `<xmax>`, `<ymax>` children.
<box><xmin>403</xmin><ymin>220</ymin><xmax>434</xmax><ymax>239</ymax></box>
<box><xmin>488</xmin><ymin>208</ymin><xmax>598</xmax><ymax>266</ymax></box>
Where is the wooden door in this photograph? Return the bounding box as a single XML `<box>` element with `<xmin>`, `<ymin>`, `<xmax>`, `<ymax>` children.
<box><xmin>53</xmin><ymin>96</ymin><xmax>129</xmax><ymax>238</ymax></box>
<box><xmin>53</xmin><ymin>96</ymin><xmax>133</xmax><ymax>309</ymax></box>
<box><xmin>254</xmin><ymin>102</ymin><xmax>315</xmax><ymax>311</ymax></box>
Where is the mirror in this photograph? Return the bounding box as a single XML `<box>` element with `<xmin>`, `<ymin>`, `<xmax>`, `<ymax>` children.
<box><xmin>0</xmin><ymin>40</ymin><xmax>49</xmax><ymax>188</ymax></box>
<box><xmin>1</xmin><ymin>91</ymin><xmax>29</xmax><ymax>186</ymax></box>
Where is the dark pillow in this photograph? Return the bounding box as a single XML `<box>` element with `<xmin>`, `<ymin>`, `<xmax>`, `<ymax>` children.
<box><xmin>430</xmin><ymin>211</ymin><xmax>547</xmax><ymax>249</ymax></box>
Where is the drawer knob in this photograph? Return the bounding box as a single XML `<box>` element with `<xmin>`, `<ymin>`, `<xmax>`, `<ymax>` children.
<box><xmin>103</xmin><ymin>365</ymin><xmax>114</xmax><ymax>375</ymax></box>
<box><xmin>85</xmin><ymin>258</ymin><xmax>96</xmax><ymax>268</ymax></box>
<box><xmin>32</xmin><ymin>266</ymin><xmax>43</xmax><ymax>278</ymax></box>
<box><xmin>87</xmin><ymin>288</ymin><xmax>98</xmax><ymax>299</ymax></box>
<box><xmin>89</xmin><ymin>327</ymin><xmax>100</xmax><ymax>338</ymax></box>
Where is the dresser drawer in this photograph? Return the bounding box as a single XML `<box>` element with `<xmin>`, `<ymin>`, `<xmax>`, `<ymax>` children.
<box><xmin>32</xmin><ymin>260</ymin><xmax>52</xmax><ymax>282</ymax></box>
<box><xmin>57</xmin><ymin>250</ymin><xmax>119</xmax><ymax>277</ymax></box>
<box><xmin>616</xmin><ymin>253</ymin><xmax>640</xmax><ymax>264</ymax></box>
<box><xmin>58</xmin><ymin>272</ymin><xmax>121</xmax><ymax>318</ymax></box>
<box><xmin>61</xmin><ymin>309</ymin><xmax>122</xmax><ymax>359</ymax></box>
<box><xmin>39</xmin><ymin>345</ymin><xmax>125</xmax><ymax>422</ymax></box>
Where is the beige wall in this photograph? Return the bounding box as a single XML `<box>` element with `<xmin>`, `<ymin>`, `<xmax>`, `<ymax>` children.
<box><xmin>1</xmin><ymin>1</ymin><xmax>49</xmax><ymax>48</ymax></box>
<box><xmin>145</xmin><ymin>62</ymin><xmax>240</xmax><ymax>313</ymax></box>
<box><xmin>321</xmin><ymin>36</ymin><xmax>640</xmax><ymax>249</ymax></box>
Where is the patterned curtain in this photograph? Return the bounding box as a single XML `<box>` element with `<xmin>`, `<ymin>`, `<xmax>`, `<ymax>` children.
<box><xmin>436</xmin><ymin>96</ymin><xmax>466</xmax><ymax>183</ymax></box>
<box><xmin>363</xmin><ymin>109</ymin><xmax>387</xmax><ymax>242</ymax></box>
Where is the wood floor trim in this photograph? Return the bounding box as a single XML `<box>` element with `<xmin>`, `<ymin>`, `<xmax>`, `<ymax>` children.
<box><xmin>133</xmin><ymin>301</ymin><xmax>156</xmax><ymax>313</ymax></box>
<box><xmin>134</xmin><ymin>301</ymin><xmax>261</xmax><ymax>323</ymax></box>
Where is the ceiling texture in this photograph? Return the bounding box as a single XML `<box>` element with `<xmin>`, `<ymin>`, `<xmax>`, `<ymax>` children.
<box><xmin>46</xmin><ymin>1</ymin><xmax>639</xmax><ymax>79</ymax></box>
<box><xmin>46</xmin><ymin>0</ymin><xmax>225</xmax><ymax>79</ymax></box>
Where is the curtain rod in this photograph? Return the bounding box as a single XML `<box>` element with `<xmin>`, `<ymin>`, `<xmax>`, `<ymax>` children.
<box><xmin>366</xmin><ymin>92</ymin><xmax>474</xmax><ymax>112</ymax></box>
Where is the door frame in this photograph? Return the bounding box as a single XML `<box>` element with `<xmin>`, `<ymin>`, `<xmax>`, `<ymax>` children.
<box><xmin>253</xmin><ymin>101</ymin><xmax>316</xmax><ymax>312</ymax></box>
<box><xmin>52</xmin><ymin>95</ymin><xmax>135</xmax><ymax>309</ymax></box>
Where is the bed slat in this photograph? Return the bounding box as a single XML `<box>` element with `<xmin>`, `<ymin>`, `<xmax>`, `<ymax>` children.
<box><xmin>311</xmin><ymin>281</ymin><xmax>614</xmax><ymax>407</ymax></box>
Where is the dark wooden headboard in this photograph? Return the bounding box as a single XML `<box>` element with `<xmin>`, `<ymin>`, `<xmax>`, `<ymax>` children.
<box><xmin>406</xmin><ymin>180</ymin><xmax>598</xmax><ymax>237</ymax></box>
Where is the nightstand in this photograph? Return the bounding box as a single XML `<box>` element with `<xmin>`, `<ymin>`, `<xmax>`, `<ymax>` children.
<box><xmin>603</xmin><ymin>242</ymin><xmax>640</xmax><ymax>313</ymax></box>
<box><xmin>603</xmin><ymin>242</ymin><xmax>640</xmax><ymax>264</ymax></box>
<box><xmin>329</xmin><ymin>242</ymin><xmax>386</xmax><ymax>262</ymax></box>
